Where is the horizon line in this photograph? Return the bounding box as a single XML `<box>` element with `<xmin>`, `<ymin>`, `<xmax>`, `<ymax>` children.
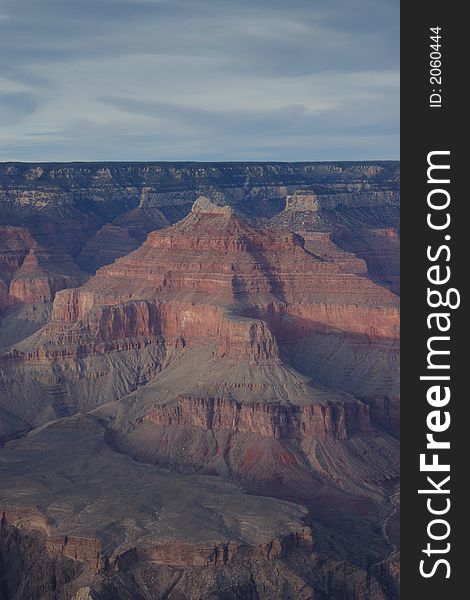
<box><xmin>0</xmin><ymin>158</ymin><xmax>400</xmax><ymax>165</ymax></box>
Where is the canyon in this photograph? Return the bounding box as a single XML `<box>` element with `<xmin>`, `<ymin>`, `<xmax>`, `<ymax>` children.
<box><xmin>0</xmin><ymin>162</ymin><xmax>400</xmax><ymax>600</ymax></box>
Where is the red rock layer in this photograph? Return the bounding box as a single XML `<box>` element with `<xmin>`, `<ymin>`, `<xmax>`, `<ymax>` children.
<box><xmin>77</xmin><ymin>208</ymin><xmax>170</xmax><ymax>273</ymax></box>
<box><xmin>333</xmin><ymin>227</ymin><xmax>400</xmax><ymax>295</ymax></box>
<box><xmin>146</xmin><ymin>394</ymin><xmax>372</xmax><ymax>442</ymax></box>
<box><xmin>0</xmin><ymin>226</ymin><xmax>86</xmax><ymax>309</ymax></box>
<box><xmin>301</xmin><ymin>231</ymin><xmax>368</xmax><ymax>275</ymax></box>
<box><xmin>9</xmin><ymin>301</ymin><xmax>275</xmax><ymax>364</ymax></box>
<box><xmin>1</xmin><ymin>507</ymin><xmax>104</xmax><ymax>570</ymax></box>
<box><xmin>1</xmin><ymin>505</ymin><xmax>312</xmax><ymax>570</ymax></box>
<box><xmin>144</xmin><ymin>528</ymin><xmax>313</xmax><ymax>567</ymax></box>
<box><xmin>21</xmin><ymin>199</ymin><xmax>398</xmax><ymax>364</ymax></box>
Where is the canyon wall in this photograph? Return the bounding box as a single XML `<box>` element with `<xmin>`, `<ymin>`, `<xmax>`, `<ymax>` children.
<box><xmin>1</xmin><ymin>161</ymin><xmax>399</xmax><ymax>271</ymax></box>
<box><xmin>145</xmin><ymin>394</ymin><xmax>372</xmax><ymax>441</ymax></box>
<box><xmin>0</xmin><ymin>161</ymin><xmax>400</xmax><ymax>600</ymax></box>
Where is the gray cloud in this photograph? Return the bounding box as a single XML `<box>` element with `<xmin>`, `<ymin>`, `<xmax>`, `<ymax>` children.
<box><xmin>0</xmin><ymin>91</ymin><xmax>42</xmax><ymax>124</ymax></box>
<box><xmin>0</xmin><ymin>0</ymin><xmax>399</xmax><ymax>161</ymax></box>
<box><xmin>100</xmin><ymin>93</ymin><xmax>398</xmax><ymax>137</ymax></box>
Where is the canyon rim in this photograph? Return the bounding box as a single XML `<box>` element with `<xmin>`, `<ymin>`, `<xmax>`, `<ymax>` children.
<box><xmin>0</xmin><ymin>162</ymin><xmax>400</xmax><ymax>599</ymax></box>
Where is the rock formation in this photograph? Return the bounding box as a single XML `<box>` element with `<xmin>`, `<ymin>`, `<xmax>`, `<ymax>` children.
<box><xmin>76</xmin><ymin>207</ymin><xmax>170</xmax><ymax>273</ymax></box>
<box><xmin>0</xmin><ymin>162</ymin><xmax>400</xmax><ymax>599</ymax></box>
<box><xmin>0</xmin><ymin>161</ymin><xmax>399</xmax><ymax>259</ymax></box>
<box><xmin>333</xmin><ymin>227</ymin><xmax>401</xmax><ymax>295</ymax></box>
<box><xmin>38</xmin><ymin>196</ymin><xmax>399</xmax><ymax>351</ymax></box>
<box><xmin>0</xmin><ymin>226</ymin><xmax>86</xmax><ymax>310</ymax></box>
<box><xmin>270</xmin><ymin>188</ymin><xmax>400</xmax><ymax>295</ymax></box>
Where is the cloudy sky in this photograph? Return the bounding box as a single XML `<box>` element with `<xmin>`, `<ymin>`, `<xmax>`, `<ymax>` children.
<box><xmin>0</xmin><ymin>0</ymin><xmax>399</xmax><ymax>162</ymax></box>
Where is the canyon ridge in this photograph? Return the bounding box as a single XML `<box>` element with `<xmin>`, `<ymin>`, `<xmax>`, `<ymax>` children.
<box><xmin>0</xmin><ymin>162</ymin><xmax>400</xmax><ymax>600</ymax></box>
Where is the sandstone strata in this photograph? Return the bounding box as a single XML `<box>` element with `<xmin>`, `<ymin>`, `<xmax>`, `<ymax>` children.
<box><xmin>0</xmin><ymin>226</ymin><xmax>86</xmax><ymax>310</ymax></box>
<box><xmin>271</xmin><ymin>190</ymin><xmax>400</xmax><ymax>296</ymax></box>
<box><xmin>0</xmin><ymin>162</ymin><xmax>400</xmax><ymax>599</ymax></box>
<box><xmin>145</xmin><ymin>394</ymin><xmax>372</xmax><ymax>441</ymax></box>
<box><xmin>25</xmin><ymin>197</ymin><xmax>398</xmax><ymax>361</ymax></box>
<box><xmin>0</xmin><ymin>161</ymin><xmax>399</xmax><ymax>260</ymax></box>
<box><xmin>0</xmin><ymin>417</ymin><xmax>325</xmax><ymax>599</ymax></box>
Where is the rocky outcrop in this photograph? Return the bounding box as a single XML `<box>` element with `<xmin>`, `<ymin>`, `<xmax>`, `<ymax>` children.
<box><xmin>0</xmin><ymin>162</ymin><xmax>400</xmax><ymax>600</ymax></box>
<box><xmin>0</xmin><ymin>200</ymin><xmax>398</xmax><ymax>374</ymax></box>
<box><xmin>0</xmin><ymin>226</ymin><xmax>86</xmax><ymax>310</ymax></box>
<box><xmin>0</xmin><ymin>417</ymin><xmax>324</xmax><ymax>599</ymax></box>
<box><xmin>1</xmin><ymin>505</ymin><xmax>311</xmax><ymax>571</ymax></box>
<box><xmin>271</xmin><ymin>186</ymin><xmax>399</xmax><ymax>232</ymax></box>
<box><xmin>0</xmin><ymin>516</ymin><xmax>389</xmax><ymax>600</ymax></box>
<box><xmin>285</xmin><ymin>189</ymin><xmax>399</xmax><ymax>213</ymax></box>
<box><xmin>0</xmin><ymin>198</ymin><xmax>399</xmax><ymax>475</ymax></box>
<box><xmin>114</xmin><ymin>390</ymin><xmax>397</xmax><ymax>490</ymax></box>
<box><xmin>146</xmin><ymin>394</ymin><xmax>371</xmax><ymax>441</ymax></box>
<box><xmin>145</xmin><ymin>528</ymin><xmax>313</xmax><ymax>567</ymax></box>
<box><xmin>270</xmin><ymin>190</ymin><xmax>400</xmax><ymax>297</ymax></box>
<box><xmin>77</xmin><ymin>208</ymin><xmax>170</xmax><ymax>273</ymax></box>
<box><xmin>0</xmin><ymin>161</ymin><xmax>399</xmax><ymax>260</ymax></box>
<box><xmin>3</xmin><ymin>300</ymin><xmax>278</xmax><ymax>365</ymax></box>
<box><xmin>0</xmin><ymin>162</ymin><xmax>399</xmax><ymax>219</ymax></box>
<box><xmin>0</xmin><ymin>521</ymin><xmax>84</xmax><ymax>600</ymax></box>
<box><xmin>333</xmin><ymin>227</ymin><xmax>400</xmax><ymax>294</ymax></box>
<box><xmin>14</xmin><ymin>199</ymin><xmax>397</xmax><ymax>362</ymax></box>
<box><xmin>1</xmin><ymin>507</ymin><xmax>104</xmax><ymax>570</ymax></box>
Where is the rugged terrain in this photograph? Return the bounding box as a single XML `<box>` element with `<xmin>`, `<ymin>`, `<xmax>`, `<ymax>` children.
<box><xmin>0</xmin><ymin>162</ymin><xmax>399</xmax><ymax>600</ymax></box>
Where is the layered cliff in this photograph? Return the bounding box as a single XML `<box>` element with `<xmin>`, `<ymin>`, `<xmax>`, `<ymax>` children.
<box><xmin>0</xmin><ymin>198</ymin><xmax>399</xmax><ymax>442</ymax></box>
<box><xmin>28</xmin><ymin>198</ymin><xmax>398</xmax><ymax>359</ymax></box>
<box><xmin>1</xmin><ymin>416</ymin><xmax>337</xmax><ymax>600</ymax></box>
<box><xmin>0</xmin><ymin>161</ymin><xmax>399</xmax><ymax>264</ymax></box>
<box><xmin>121</xmin><ymin>390</ymin><xmax>398</xmax><ymax>490</ymax></box>
<box><xmin>0</xmin><ymin>162</ymin><xmax>399</xmax><ymax>221</ymax></box>
<box><xmin>271</xmin><ymin>187</ymin><xmax>399</xmax><ymax>230</ymax></box>
<box><xmin>145</xmin><ymin>394</ymin><xmax>371</xmax><ymax>441</ymax></box>
<box><xmin>333</xmin><ymin>227</ymin><xmax>401</xmax><ymax>295</ymax></box>
<box><xmin>270</xmin><ymin>190</ymin><xmax>400</xmax><ymax>295</ymax></box>
<box><xmin>0</xmin><ymin>226</ymin><xmax>86</xmax><ymax>310</ymax></box>
<box><xmin>0</xmin><ymin>162</ymin><xmax>400</xmax><ymax>600</ymax></box>
<box><xmin>76</xmin><ymin>207</ymin><xmax>170</xmax><ymax>272</ymax></box>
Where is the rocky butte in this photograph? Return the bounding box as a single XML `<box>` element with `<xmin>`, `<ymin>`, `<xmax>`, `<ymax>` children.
<box><xmin>0</xmin><ymin>162</ymin><xmax>399</xmax><ymax>600</ymax></box>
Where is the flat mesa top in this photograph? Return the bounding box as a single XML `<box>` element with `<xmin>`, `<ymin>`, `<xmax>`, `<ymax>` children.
<box><xmin>0</xmin><ymin>415</ymin><xmax>308</xmax><ymax>558</ymax></box>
